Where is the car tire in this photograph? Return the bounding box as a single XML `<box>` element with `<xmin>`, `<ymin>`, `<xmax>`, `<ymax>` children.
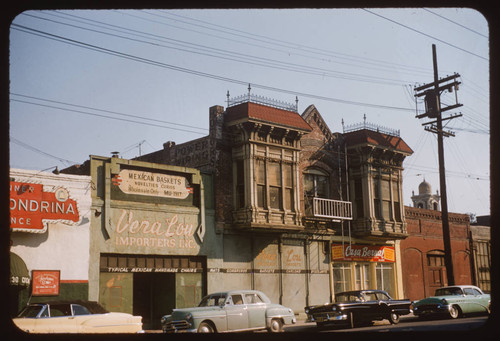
<box><xmin>388</xmin><ymin>312</ymin><xmax>400</xmax><ymax>324</ymax></box>
<box><xmin>268</xmin><ymin>318</ymin><xmax>283</xmax><ymax>333</ymax></box>
<box><xmin>197</xmin><ymin>321</ymin><xmax>215</xmax><ymax>333</ymax></box>
<box><xmin>449</xmin><ymin>305</ymin><xmax>460</xmax><ymax>319</ymax></box>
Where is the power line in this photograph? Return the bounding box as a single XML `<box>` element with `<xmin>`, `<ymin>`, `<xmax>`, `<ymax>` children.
<box><xmin>423</xmin><ymin>8</ymin><xmax>488</xmax><ymax>39</ymax></box>
<box><xmin>10</xmin><ymin>137</ymin><xmax>78</xmax><ymax>165</ymax></box>
<box><xmin>11</xmin><ymin>23</ymin><xmax>416</xmax><ymax>113</ymax></box>
<box><xmin>10</xmin><ymin>97</ymin><xmax>209</xmax><ymax>135</ymax></box>
<box><xmin>10</xmin><ymin>93</ymin><xmax>209</xmax><ymax>133</ymax></box>
<box><xmin>363</xmin><ymin>9</ymin><xmax>488</xmax><ymax>62</ymax></box>
<box><xmin>21</xmin><ymin>11</ymin><xmax>415</xmax><ymax>87</ymax></box>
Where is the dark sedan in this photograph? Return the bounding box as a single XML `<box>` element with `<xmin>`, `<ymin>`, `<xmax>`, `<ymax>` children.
<box><xmin>305</xmin><ymin>290</ymin><xmax>411</xmax><ymax>328</ymax></box>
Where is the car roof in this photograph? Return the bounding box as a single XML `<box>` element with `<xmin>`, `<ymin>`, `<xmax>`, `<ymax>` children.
<box><xmin>26</xmin><ymin>300</ymin><xmax>108</xmax><ymax>314</ymax></box>
<box><xmin>206</xmin><ymin>290</ymin><xmax>272</xmax><ymax>302</ymax></box>
<box><xmin>436</xmin><ymin>285</ymin><xmax>481</xmax><ymax>290</ymax></box>
<box><xmin>336</xmin><ymin>290</ymin><xmax>388</xmax><ymax>295</ymax></box>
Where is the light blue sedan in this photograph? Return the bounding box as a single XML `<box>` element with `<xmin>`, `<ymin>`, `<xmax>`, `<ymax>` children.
<box><xmin>412</xmin><ymin>285</ymin><xmax>490</xmax><ymax>319</ymax></box>
<box><xmin>161</xmin><ymin>290</ymin><xmax>296</xmax><ymax>333</ymax></box>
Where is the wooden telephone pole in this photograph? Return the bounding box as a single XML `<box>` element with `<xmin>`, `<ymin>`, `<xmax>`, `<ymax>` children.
<box><xmin>414</xmin><ymin>44</ymin><xmax>463</xmax><ymax>286</ymax></box>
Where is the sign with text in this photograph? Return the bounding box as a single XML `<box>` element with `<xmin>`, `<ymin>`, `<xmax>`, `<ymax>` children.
<box><xmin>331</xmin><ymin>244</ymin><xmax>395</xmax><ymax>263</ymax></box>
<box><xmin>111</xmin><ymin>208</ymin><xmax>202</xmax><ymax>252</ymax></box>
<box><xmin>32</xmin><ymin>270</ymin><xmax>60</xmax><ymax>296</ymax></box>
<box><xmin>10</xmin><ymin>181</ymin><xmax>80</xmax><ymax>233</ymax></box>
<box><xmin>113</xmin><ymin>169</ymin><xmax>193</xmax><ymax>199</ymax></box>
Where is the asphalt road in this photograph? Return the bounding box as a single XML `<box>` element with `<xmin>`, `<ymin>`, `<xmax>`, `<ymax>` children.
<box><xmin>284</xmin><ymin>315</ymin><xmax>491</xmax><ymax>333</ymax></box>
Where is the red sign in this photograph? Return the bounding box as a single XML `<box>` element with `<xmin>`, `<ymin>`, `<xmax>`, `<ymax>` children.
<box><xmin>10</xmin><ymin>181</ymin><xmax>80</xmax><ymax>233</ymax></box>
<box><xmin>332</xmin><ymin>244</ymin><xmax>395</xmax><ymax>263</ymax></box>
<box><xmin>32</xmin><ymin>270</ymin><xmax>60</xmax><ymax>296</ymax></box>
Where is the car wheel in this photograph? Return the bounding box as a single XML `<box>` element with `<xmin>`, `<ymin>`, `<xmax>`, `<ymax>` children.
<box><xmin>197</xmin><ymin>321</ymin><xmax>215</xmax><ymax>333</ymax></box>
<box><xmin>268</xmin><ymin>318</ymin><xmax>283</xmax><ymax>333</ymax></box>
<box><xmin>449</xmin><ymin>305</ymin><xmax>460</xmax><ymax>319</ymax></box>
<box><xmin>388</xmin><ymin>312</ymin><xmax>400</xmax><ymax>324</ymax></box>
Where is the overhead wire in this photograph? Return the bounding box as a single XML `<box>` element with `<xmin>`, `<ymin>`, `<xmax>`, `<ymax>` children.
<box><xmin>422</xmin><ymin>8</ymin><xmax>488</xmax><ymax>39</ymax></box>
<box><xmin>22</xmin><ymin>11</ymin><xmax>416</xmax><ymax>87</ymax></box>
<box><xmin>11</xmin><ymin>23</ymin><xmax>416</xmax><ymax>113</ymax></box>
<box><xmin>362</xmin><ymin>8</ymin><xmax>488</xmax><ymax>62</ymax></box>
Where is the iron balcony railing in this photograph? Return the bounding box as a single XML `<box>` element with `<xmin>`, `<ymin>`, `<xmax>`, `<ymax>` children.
<box><xmin>312</xmin><ymin>197</ymin><xmax>353</xmax><ymax>221</ymax></box>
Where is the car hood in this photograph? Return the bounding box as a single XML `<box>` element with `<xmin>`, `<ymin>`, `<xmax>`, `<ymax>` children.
<box><xmin>414</xmin><ymin>296</ymin><xmax>452</xmax><ymax>305</ymax></box>
<box><xmin>169</xmin><ymin>306</ymin><xmax>222</xmax><ymax>318</ymax></box>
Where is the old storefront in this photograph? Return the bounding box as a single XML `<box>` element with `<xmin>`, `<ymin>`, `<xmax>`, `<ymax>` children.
<box><xmin>65</xmin><ymin>156</ymin><xmax>217</xmax><ymax>329</ymax></box>
<box><xmin>9</xmin><ymin>168</ymin><xmax>91</xmax><ymax>316</ymax></box>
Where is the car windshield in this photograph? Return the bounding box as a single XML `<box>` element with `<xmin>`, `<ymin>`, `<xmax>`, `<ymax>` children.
<box><xmin>17</xmin><ymin>305</ymin><xmax>45</xmax><ymax>318</ymax></box>
<box><xmin>198</xmin><ymin>294</ymin><xmax>227</xmax><ymax>307</ymax></box>
<box><xmin>435</xmin><ymin>287</ymin><xmax>463</xmax><ymax>296</ymax></box>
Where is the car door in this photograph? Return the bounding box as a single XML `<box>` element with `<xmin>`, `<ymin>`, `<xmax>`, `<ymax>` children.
<box><xmin>464</xmin><ymin>287</ymin><xmax>489</xmax><ymax>313</ymax></box>
<box><xmin>224</xmin><ymin>294</ymin><xmax>249</xmax><ymax>331</ymax></box>
<box><xmin>46</xmin><ymin>304</ymin><xmax>78</xmax><ymax>333</ymax></box>
<box><xmin>244</xmin><ymin>293</ymin><xmax>266</xmax><ymax>329</ymax></box>
<box><xmin>361</xmin><ymin>292</ymin><xmax>380</xmax><ymax>320</ymax></box>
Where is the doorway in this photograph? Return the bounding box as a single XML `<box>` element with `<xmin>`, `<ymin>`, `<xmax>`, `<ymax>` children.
<box><xmin>133</xmin><ymin>273</ymin><xmax>175</xmax><ymax>330</ymax></box>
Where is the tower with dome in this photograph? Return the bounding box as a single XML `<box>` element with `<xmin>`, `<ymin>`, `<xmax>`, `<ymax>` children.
<box><xmin>411</xmin><ymin>179</ymin><xmax>441</xmax><ymax>211</ymax></box>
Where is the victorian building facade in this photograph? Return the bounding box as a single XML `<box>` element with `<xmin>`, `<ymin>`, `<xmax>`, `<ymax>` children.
<box><xmin>136</xmin><ymin>93</ymin><xmax>414</xmax><ymax>311</ymax></box>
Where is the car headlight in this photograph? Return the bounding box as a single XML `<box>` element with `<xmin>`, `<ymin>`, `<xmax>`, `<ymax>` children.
<box><xmin>331</xmin><ymin>306</ymin><xmax>336</xmax><ymax>311</ymax></box>
<box><xmin>441</xmin><ymin>299</ymin><xmax>447</xmax><ymax>305</ymax></box>
<box><xmin>186</xmin><ymin>313</ymin><xmax>193</xmax><ymax>322</ymax></box>
<box><xmin>305</xmin><ymin>308</ymin><xmax>309</xmax><ymax>314</ymax></box>
<box><xmin>161</xmin><ymin>315</ymin><xmax>171</xmax><ymax>325</ymax></box>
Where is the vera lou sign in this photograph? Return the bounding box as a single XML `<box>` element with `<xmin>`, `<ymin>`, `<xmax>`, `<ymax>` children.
<box><xmin>331</xmin><ymin>244</ymin><xmax>395</xmax><ymax>263</ymax></box>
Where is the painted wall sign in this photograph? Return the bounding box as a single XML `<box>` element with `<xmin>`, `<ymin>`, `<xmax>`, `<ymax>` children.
<box><xmin>10</xmin><ymin>181</ymin><xmax>80</xmax><ymax>233</ymax></box>
<box><xmin>112</xmin><ymin>209</ymin><xmax>201</xmax><ymax>251</ymax></box>
<box><xmin>113</xmin><ymin>169</ymin><xmax>193</xmax><ymax>199</ymax></box>
<box><xmin>32</xmin><ymin>270</ymin><xmax>60</xmax><ymax>296</ymax></box>
<box><xmin>331</xmin><ymin>244</ymin><xmax>395</xmax><ymax>263</ymax></box>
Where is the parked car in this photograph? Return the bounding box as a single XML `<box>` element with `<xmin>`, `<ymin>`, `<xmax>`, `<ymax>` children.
<box><xmin>305</xmin><ymin>290</ymin><xmax>411</xmax><ymax>328</ymax></box>
<box><xmin>13</xmin><ymin>300</ymin><xmax>143</xmax><ymax>333</ymax></box>
<box><xmin>412</xmin><ymin>285</ymin><xmax>490</xmax><ymax>319</ymax></box>
<box><xmin>161</xmin><ymin>290</ymin><xmax>296</xmax><ymax>333</ymax></box>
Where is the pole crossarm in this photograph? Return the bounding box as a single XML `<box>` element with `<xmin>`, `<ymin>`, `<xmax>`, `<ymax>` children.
<box><xmin>414</xmin><ymin>73</ymin><xmax>461</xmax><ymax>92</ymax></box>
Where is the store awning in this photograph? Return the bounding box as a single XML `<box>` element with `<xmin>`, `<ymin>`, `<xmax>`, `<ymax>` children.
<box><xmin>10</xmin><ymin>252</ymin><xmax>30</xmax><ymax>287</ymax></box>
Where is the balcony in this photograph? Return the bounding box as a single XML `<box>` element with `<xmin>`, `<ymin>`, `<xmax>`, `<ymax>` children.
<box><xmin>309</xmin><ymin>197</ymin><xmax>353</xmax><ymax>222</ymax></box>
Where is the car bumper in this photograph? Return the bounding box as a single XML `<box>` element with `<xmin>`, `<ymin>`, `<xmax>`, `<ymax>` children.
<box><xmin>413</xmin><ymin>304</ymin><xmax>451</xmax><ymax>316</ymax></box>
<box><xmin>307</xmin><ymin>313</ymin><xmax>348</xmax><ymax>323</ymax></box>
<box><xmin>162</xmin><ymin>320</ymin><xmax>197</xmax><ymax>333</ymax></box>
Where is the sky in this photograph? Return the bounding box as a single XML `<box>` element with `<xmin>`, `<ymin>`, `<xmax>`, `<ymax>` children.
<box><xmin>9</xmin><ymin>8</ymin><xmax>490</xmax><ymax>217</ymax></box>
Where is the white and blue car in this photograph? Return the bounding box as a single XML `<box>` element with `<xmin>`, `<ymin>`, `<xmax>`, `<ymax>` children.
<box><xmin>412</xmin><ymin>285</ymin><xmax>490</xmax><ymax>319</ymax></box>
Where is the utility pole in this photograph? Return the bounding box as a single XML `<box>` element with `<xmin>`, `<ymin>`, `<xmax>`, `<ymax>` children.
<box><xmin>414</xmin><ymin>44</ymin><xmax>463</xmax><ymax>286</ymax></box>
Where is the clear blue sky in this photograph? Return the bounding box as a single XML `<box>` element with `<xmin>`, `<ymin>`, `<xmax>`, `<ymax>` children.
<box><xmin>9</xmin><ymin>8</ymin><xmax>490</xmax><ymax>216</ymax></box>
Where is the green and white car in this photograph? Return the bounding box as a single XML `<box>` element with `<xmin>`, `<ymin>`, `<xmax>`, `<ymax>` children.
<box><xmin>412</xmin><ymin>285</ymin><xmax>490</xmax><ymax>319</ymax></box>
<box><xmin>161</xmin><ymin>290</ymin><xmax>296</xmax><ymax>333</ymax></box>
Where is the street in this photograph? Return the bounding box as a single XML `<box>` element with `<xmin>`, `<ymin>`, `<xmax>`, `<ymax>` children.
<box><xmin>284</xmin><ymin>315</ymin><xmax>490</xmax><ymax>333</ymax></box>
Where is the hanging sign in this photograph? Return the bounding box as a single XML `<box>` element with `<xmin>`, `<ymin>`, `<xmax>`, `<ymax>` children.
<box><xmin>10</xmin><ymin>181</ymin><xmax>80</xmax><ymax>233</ymax></box>
<box><xmin>113</xmin><ymin>169</ymin><xmax>193</xmax><ymax>199</ymax></box>
<box><xmin>331</xmin><ymin>244</ymin><xmax>395</xmax><ymax>263</ymax></box>
<box><xmin>32</xmin><ymin>270</ymin><xmax>60</xmax><ymax>296</ymax></box>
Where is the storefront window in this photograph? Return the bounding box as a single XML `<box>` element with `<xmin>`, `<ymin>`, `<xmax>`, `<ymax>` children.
<box><xmin>355</xmin><ymin>263</ymin><xmax>372</xmax><ymax>290</ymax></box>
<box><xmin>376</xmin><ymin>263</ymin><xmax>394</xmax><ymax>297</ymax></box>
<box><xmin>333</xmin><ymin>263</ymin><xmax>352</xmax><ymax>294</ymax></box>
